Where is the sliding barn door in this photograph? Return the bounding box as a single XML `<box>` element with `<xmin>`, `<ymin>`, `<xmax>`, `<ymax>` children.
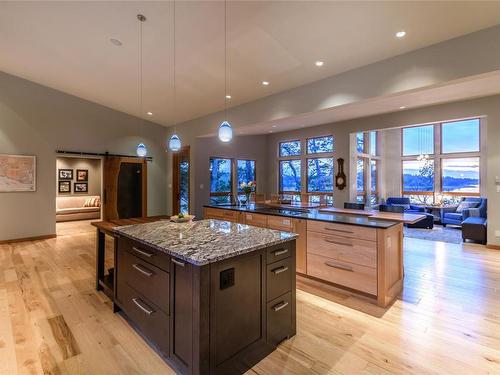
<box><xmin>103</xmin><ymin>157</ymin><xmax>147</xmax><ymax>220</ymax></box>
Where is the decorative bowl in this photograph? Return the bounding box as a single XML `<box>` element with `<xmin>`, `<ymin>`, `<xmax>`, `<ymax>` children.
<box><xmin>170</xmin><ymin>214</ymin><xmax>195</xmax><ymax>223</ymax></box>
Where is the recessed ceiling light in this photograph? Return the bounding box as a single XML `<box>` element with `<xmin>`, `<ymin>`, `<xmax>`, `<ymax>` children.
<box><xmin>262</xmin><ymin>81</ymin><xmax>270</xmax><ymax>86</ymax></box>
<box><xmin>399</xmin><ymin>106</ymin><xmax>406</xmax><ymax>109</ymax></box>
<box><xmin>269</xmin><ymin>130</ymin><xmax>273</xmax><ymax>133</ymax></box>
<box><xmin>315</xmin><ymin>61</ymin><xmax>324</xmax><ymax>67</ymax></box>
<box><xmin>272</xmin><ymin>125</ymin><xmax>277</xmax><ymax>128</ymax></box>
<box><xmin>225</xmin><ymin>95</ymin><xmax>231</xmax><ymax>99</ymax></box>
<box><xmin>110</xmin><ymin>38</ymin><xmax>123</xmax><ymax>46</ymax></box>
<box><xmin>147</xmin><ymin>111</ymin><xmax>153</xmax><ymax>116</ymax></box>
<box><xmin>396</xmin><ymin>31</ymin><xmax>406</xmax><ymax>38</ymax></box>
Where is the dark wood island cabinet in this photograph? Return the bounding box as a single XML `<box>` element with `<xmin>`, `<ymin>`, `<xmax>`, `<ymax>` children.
<box><xmin>95</xmin><ymin>219</ymin><xmax>297</xmax><ymax>375</ymax></box>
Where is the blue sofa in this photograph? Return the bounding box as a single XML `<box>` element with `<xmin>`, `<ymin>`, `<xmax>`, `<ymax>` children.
<box><xmin>385</xmin><ymin>197</ymin><xmax>434</xmax><ymax>229</ymax></box>
<box><xmin>441</xmin><ymin>197</ymin><xmax>487</xmax><ymax>227</ymax></box>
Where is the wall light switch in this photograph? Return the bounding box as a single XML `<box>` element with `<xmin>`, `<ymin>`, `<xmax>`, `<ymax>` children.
<box><xmin>497</xmin><ymin>185</ymin><xmax>500</xmax><ymax>193</ymax></box>
<box><xmin>200</xmin><ymin>184</ymin><xmax>204</xmax><ymax>189</ymax></box>
<box><xmin>495</xmin><ymin>230</ymin><xmax>500</xmax><ymax>238</ymax></box>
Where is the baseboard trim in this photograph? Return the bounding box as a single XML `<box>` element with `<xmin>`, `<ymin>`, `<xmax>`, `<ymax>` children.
<box><xmin>0</xmin><ymin>234</ymin><xmax>57</xmax><ymax>244</ymax></box>
<box><xmin>486</xmin><ymin>244</ymin><xmax>500</xmax><ymax>250</ymax></box>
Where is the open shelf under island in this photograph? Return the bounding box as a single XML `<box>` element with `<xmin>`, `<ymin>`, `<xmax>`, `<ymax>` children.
<box><xmin>204</xmin><ymin>204</ymin><xmax>420</xmax><ymax>308</ymax></box>
<box><xmin>92</xmin><ymin>218</ymin><xmax>297</xmax><ymax>375</ymax></box>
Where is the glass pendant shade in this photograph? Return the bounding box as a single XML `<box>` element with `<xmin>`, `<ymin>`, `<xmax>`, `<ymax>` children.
<box><xmin>218</xmin><ymin>121</ymin><xmax>233</xmax><ymax>143</ymax></box>
<box><xmin>136</xmin><ymin>143</ymin><xmax>147</xmax><ymax>157</ymax></box>
<box><xmin>169</xmin><ymin>134</ymin><xmax>182</xmax><ymax>151</ymax></box>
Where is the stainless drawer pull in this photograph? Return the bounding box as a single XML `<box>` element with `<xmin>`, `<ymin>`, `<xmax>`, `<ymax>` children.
<box><xmin>132</xmin><ymin>263</ymin><xmax>154</xmax><ymax>277</ymax></box>
<box><xmin>132</xmin><ymin>246</ymin><xmax>154</xmax><ymax>258</ymax></box>
<box><xmin>132</xmin><ymin>298</ymin><xmax>154</xmax><ymax>315</ymax></box>
<box><xmin>325</xmin><ymin>238</ymin><xmax>353</xmax><ymax>247</ymax></box>
<box><xmin>325</xmin><ymin>261</ymin><xmax>353</xmax><ymax>272</ymax></box>
<box><xmin>324</xmin><ymin>227</ymin><xmax>353</xmax><ymax>234</ymax></box>
<box><xmin>172</xmin><ymin>258</ymin><xmax>185</xmax><ymax>267</ymax></box>
<box><xmin>272</xmin><ymin>266</ymin><xmax>289</xmax><ymax>275</ymax></box>
<box><xmin>273</xmin><ymin>248</ymin><xmax>289</xmax><ymax>256</ymax></box>
<box><xmin>272</xmin><ymin>301</ymin><xmax>289</xmax><ymax>312</ymax></box>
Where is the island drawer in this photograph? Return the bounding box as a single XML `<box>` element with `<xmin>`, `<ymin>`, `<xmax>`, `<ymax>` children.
<box><xmin>242</xmin><ymin>212</ymin><xmax>268</xmax><ymax>228</ymax></box>
<box><xmin>307</xmin><ymin>231</ymin><xmax>377</xmax><ymax>268</ymax></box>
<box><xmin>205</xmin><ymin>207</ymin><xmax>239</xmax><ymax>222</ymax></box>
<box><xmin>116</xmin><ymin>281</ymin><xmax>169</xmax><ymax>357</ymax></box>
<box><xmin>266</xmin><ymin>242</ymin><xmax>292</xmax><ymax>264</ymax></box>
<box><xmin>117</xmin><ymin>248</ymin><xmax>170</xmax><ymax>315</ymax></box>
<box><xmin>267</xmin><ymin>292</ymin><xmax>292</xmax><ymax>347</ymax></box>
<box><xmin>120</xmin><ymin>236</ymin><xmax>170</xmax><ymax>272</ymax></box>
<box><xmin>267</xmin><ymin>258</ymin><xmax>292</xmax><ymax>302</ymax></box>
<box><xmin>307</xmin><ymin>253</ymin><xmax>377</xmax><ymax>295</ymax></box>
<box><xmin>307</xmin><ymin>220</ymin><xmax>376</xmax><ymax>242</ymax></box>
<box><xmin>267</xmin><ymin>216</ymin><xmax>293</xmax><ymax>231</ymax></box>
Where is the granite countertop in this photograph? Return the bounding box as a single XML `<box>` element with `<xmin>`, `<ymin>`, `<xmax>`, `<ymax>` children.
<box><xmin>114</xmin><ymin>219</ymin><xmax>297</xmax><ymax>266</ymax></box>
<box><xmin>204</xmin><ymin>204</ymin><xmax>399</xmax><ymax>229</ymax></box>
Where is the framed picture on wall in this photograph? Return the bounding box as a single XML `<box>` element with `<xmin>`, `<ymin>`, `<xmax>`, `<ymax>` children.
<box><xmin>0</xmin><ymin>154</ymin><xmax>36</xmax><ymax>192</ymax></box>
<box><xmin>58</xmin><ymin>181</ymin><xmax>71</xmax><ymax>193</ymax></box>
<box><xmin>76</xmin><ymin>169</ymin><xmax>88</xmax><ymax>181</ymax></box>
<box><xmin>58</xmin><ymin>169</ymin><xmax>73</xmax><ymax>180</ymax></box>
<box><xmin>74</xmin><ymin>182</ymin><xmax>88</xmax><ymax>193</ymax></box>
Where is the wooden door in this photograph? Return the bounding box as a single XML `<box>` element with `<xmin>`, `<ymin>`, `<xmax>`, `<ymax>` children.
<box><xmin>172</xmin><ymin>146</ymin><xmax>190</xmax><ymax>215</ymax></box>
<box><xmin>103</xmin><ymin>156</ymin><xmax>147</xmax><ymax>220</ymax></box>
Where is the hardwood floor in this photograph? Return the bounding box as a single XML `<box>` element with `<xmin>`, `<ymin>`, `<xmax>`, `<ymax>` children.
<box><xmin>1</xmin><ymin>223</ymin><xmax>499</xmax><ymax>374</ymax></box>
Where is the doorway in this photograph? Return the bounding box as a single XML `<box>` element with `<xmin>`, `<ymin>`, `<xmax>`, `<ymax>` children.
<box><xmin>172</xmin><ymin>146</ymin><xmax>190</xmax><ymax>215</ymax></box>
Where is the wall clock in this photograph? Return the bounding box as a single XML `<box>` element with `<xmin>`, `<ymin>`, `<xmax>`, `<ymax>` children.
<box><xmin>335</xmin><ymin>158</ymin><xmax>346</xmax><ymax>190</ymax></box>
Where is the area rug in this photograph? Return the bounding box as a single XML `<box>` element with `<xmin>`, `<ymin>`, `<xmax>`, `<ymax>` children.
<box><xmin>403</xmin><ymin>225</ymin><xmax>463</xmax><ymax>244</ymax></box>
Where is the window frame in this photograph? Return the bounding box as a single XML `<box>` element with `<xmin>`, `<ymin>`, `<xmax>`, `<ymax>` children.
<box><xmin>236</xmin><ymin>159</ymin><xmax>257</xmax><ymax>193</ymax></box>
<box><xmin>306</xmin><ymin>135</ymin><xmax>334</xmax><ymax>155</ymax></box>
<box><xmin>440</xmin><ymin>119</ymin><xmax>481</xmax><ymax>155</ymax></box>
<box><xmin>209</xmin><ymin>157</ymin><xmax>234</xmax><ymax>200</ymax></box>
<box><xmin>279</xmin><ymin>139</ymin><xmax>302</xmax><ymax>157</ymax></box>
<box><xmin>279</xmin><ymin>159</ymin><xmax>302</xmax><ymax>194</ymax></box>
<box><xmin>401</xmin><ymin>124</ymin><xmax>435</xmax><ymax>157</ymax></box>
<box><xmin>401</xmin><ymin>158</ymin><xmax>435</xmax><ymax>197</ymax></box>
<box><xmin>306</xmin><ymin>157</ymin><xmax>334</xmax><ymax>194</ymax></box>
<box><xmin>440</xmin><ymin>157</ymin><xmax>480</xmax><ymax>197</ymax></box>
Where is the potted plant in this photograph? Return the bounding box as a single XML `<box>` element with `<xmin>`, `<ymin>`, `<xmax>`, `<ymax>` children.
<box><xmin>240</xmin><ymin>181</ymin><xmax>256</xmax><ymax>205</ymax></box>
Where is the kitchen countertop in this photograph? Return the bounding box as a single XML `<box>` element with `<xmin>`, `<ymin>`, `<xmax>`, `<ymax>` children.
<box><xmin>114</xmin><ymin>219</ymin><xmax>297</xmax><ymax>266</ymax></box>
<box><xmin>204</xmin><ymin>204</ymin><xmax>400</xmax><ymax>229</ymax></box>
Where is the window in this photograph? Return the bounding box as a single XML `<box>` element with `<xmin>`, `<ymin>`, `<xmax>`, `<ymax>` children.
<box><xmin>307</xmin><ymin>135</ymin><xmax>333</xmax><ymax>154</ymax></box>
<box><xmin>442</xmin><ymin>119</ymin><xmax>480</xmax><ymax>154</ymax></box>
<box><xmin>356</xmin><ymin>158</ymin><xmax>366</xmax><ymax>203</ymax></box>
<box><xmin>279</xmin><ymin>140</ymin><xmax>301</xmax><ymax>157</ymax></box>
<box><xmin>307</xmin><ymin>158</ymin><xmax>334</xmax><ymax>192</ymax></box>
<box><xmin>356</xmin><ymin>132</ymin><xmax>365</xmax><ymax>153</ymax></box>
<box><xmin>209</xmin><ymin>158</ymin><xmax>232</xmax><ymax>203</ymax></box>
<box><xmin>237</xmin><ymin>160</ymin><xmax>256</xmax><ymax>192</ymax></box>
<box><xmin>402</xmin><ymin>125</ymin><xmax>434</xmax><ymax>156</ymax></box>
<box><xmin>442</xmin><ymin>157</ymin><xmax>479</xmax><ymax>194</ymax></box>
<box><xmin>370</xmin><ymin>160</ymin><xmax>378</xmax><ymax>205</ymax></box>
<box><xmin>279</xmin><ymin>160</ymin><xmax>301</xmax><ymax>192</ymax></box>
<box><xmin>369</xmin><ymin>131</ymin><xmax>377</xmax><ymax>156</ymax></box>
<box><xmin>402</xmin><ymin>159</ymin><xmax>434</xmax><ymax>193</ymax></box>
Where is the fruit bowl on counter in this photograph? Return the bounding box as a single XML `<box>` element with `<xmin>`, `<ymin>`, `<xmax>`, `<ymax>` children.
<box><xmin>170</xmin><ymin>214</ymin><xmax>195</xmax><ymax>223</ymax></box>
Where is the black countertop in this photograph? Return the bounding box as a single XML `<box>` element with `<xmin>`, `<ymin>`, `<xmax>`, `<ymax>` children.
<box><xmin>204</xmin><ymin>204</ymin><xmax>399</xmax><ymax>229</ymax></box>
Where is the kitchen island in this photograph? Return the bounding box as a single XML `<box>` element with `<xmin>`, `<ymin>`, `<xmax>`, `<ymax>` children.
<box><xmin>94</xmin><ymin>218</ymin><xmax>297</xmax><ymax>375</ymax></box>
<box><xmin>205</xmin><ymin>204</ymin><xmax>409</xmax><ymax>307</ymax></box>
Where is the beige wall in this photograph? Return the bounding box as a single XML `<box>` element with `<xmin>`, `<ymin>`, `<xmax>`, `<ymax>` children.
<box><xmin>56</xmin><ymin>157</ymin><xmax>101</xmax><ymax>197</ymax></box>
<box><xmin>0</xmin><ymin>71</ymin><xmax>168</xmax><ymax>241</ymax></box>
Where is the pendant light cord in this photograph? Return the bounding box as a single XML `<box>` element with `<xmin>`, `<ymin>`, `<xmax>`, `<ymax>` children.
<box><xmin>224</xmin><ymin>0</ymin><xmax>228</xmax><ymax>121</ymax></box>
<box><xmin>138</xmin><ymin>14</ymin><xmax>146</xmax><ymax>144</ymax></box>
<box><xmin>173</xmin><ymin>0</ymin><xmax>177</xmax><ymax>131</ymax></box>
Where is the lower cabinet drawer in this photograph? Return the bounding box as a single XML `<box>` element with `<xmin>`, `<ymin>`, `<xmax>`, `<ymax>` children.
<box><xmin>267</xmin><ymin>258</ymin><xmax>292</xmax><ymax>302</ymax></box>
<box><xmin>117</xmin><ymin>282</ymin><xmax>170</xmax><ymax>357</ymax></box>
<box><xmin>120</xmin><ymin>236</ymin><xmax>170</xmax><ymax>272</ymax></box>
<box><xmin>118</xmin><ymin>249</ymin><xmax>170</xmax><ymax>315</ymax></box>
<box><xmin>307</xmin><ymin>231</ymin><xmax>377</xmax><ymax>268</ymax></box>
<box><xmin>307</xmin><ymin>253</ymin><xmax>377</xmax><ymax>295</ymax></box>
<box><xmin>267</xmin><ymin>292</ymin><xmax>292</xmax><ymax>347</ymax></box>
<box><xmin>243</xmin><ymin>213</ymin><xmax>268</xmax><ymax>228</ymax></box>
<box><xmin>267</xmin><ymin>216</ymin><xmax>293</xmax><ymax>231</ymax></box>
<box><xmin>266</xmin><ymin>242</ymin><xmax>291</xmax><ymax>264</ymax></box>
<box><xmin>205</xmin><ymin>208</ymin><xmax>239</xmax><ymax>222</ymax></box>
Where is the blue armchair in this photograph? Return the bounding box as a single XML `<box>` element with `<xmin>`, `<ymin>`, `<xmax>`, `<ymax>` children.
<box><xmin>441</xmin><ymin>197</ymin><xmax>487</xmax><ymax>227</ymax></box>
<box><xmin>385</xmin><ymin>197</ymin><xmax>434</xmax><ymax>229</ymax></box>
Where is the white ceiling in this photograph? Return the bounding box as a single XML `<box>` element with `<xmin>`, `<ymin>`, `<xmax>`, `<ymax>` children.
<box><xmin>2</xmin><ymin>1</ymin><xmax>500</xmax><ymax>128</ymax></box>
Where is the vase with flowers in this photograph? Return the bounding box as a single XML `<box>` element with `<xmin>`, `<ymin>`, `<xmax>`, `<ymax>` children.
<box><xmin>239</xmin><ymin>181</ymin><xmax>256</xmax><ymax>205</ymax></box>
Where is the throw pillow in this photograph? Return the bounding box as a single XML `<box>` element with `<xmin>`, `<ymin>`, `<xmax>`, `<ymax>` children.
<box><xmin>83</xmin><ymin>197</ymin><xmax>93</xmax><ymax>207</ymax></box>
<box><xmin>456</xmin><ymin>201</ymin><xmax>479</xmax><ymax>213</ymax></box>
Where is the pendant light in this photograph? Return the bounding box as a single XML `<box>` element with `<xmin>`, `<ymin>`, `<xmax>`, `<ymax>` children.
<box><xmin>136</xmin><ymin>14</ymin><xmax>148</xmax><ymax>157</ymax></box>
<box><xmin>218</xmin><ymin>0</ymin><xmax>233</xmax><ymax>143</ymax></box>
<box><xmin>168</xmin><ymin>0</ymin><xmax>182</xmax><ymax>152</ymax></box>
